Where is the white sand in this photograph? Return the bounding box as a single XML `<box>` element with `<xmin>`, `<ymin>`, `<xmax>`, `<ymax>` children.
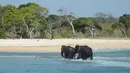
<box><xmin>0</xmin><ymin>39</ymin><xmax>130</xmax><ymax>52</ymax></box>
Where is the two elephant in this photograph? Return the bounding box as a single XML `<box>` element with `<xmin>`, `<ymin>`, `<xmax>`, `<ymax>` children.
<box><xmin>61</xmin><ymin>45</ymin><xmax>93</xmax><ymax>60</ymax></box>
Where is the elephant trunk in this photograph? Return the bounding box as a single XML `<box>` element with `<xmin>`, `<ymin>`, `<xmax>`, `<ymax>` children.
<box><xmin>77</xmin><ymin>52</ymin><xmax>81</xmax><ymax>59</ymax></box>
<box><xmin>61</xmin><ymin>51</ymin><xmax>64</xmax><ymax>57</ymax></box>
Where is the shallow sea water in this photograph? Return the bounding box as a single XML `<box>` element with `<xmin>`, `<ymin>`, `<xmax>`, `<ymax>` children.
<box><xmin>0</xmin><ymin>49</ymin><xmax>130</xmax><ymax>73</ymax></box>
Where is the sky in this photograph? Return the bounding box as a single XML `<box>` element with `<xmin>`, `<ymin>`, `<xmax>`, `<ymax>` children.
<box><xmin>0</xmin><ymin>0</ymin><xmax>130</xmax><ymax>17</ymax></box>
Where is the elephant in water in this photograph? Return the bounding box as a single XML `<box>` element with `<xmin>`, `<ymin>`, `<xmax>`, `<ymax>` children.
<box><xmin>74</xmin><ymin>45</ymin><xmax>93</xmax><ymax>60</ymax></box>
<box><xmin>61</xmin><ymin>45</ymin><xmax>75</xmax><ymax>59</ymax></box>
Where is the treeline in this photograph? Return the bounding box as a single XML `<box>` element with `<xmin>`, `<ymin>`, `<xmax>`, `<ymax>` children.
<box><xmin>0</xmin><ymin>3</ymin><xmax>130</xmax><ymax>39</ymax></box>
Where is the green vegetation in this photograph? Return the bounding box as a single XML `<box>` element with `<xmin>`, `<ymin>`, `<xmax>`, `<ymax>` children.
<box><xmin>0</xmin><ymin>3</ymin><xmax>130</xmax><ymax>39</ymax></box>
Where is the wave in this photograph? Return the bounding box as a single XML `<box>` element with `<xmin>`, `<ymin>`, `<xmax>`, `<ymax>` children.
<box><xmin>95</xmin><ymin>60</ymin><xmax>130</xmax><ymax>68</ymax></box>
<box><xmin>61</xmin><ymin>56</ymin><xmax>130</xmax><ymax>61</ymax></box>
<box><xmin>0</xmin><ymin>55</ymin><xmax>36</xmax><ymax>58</ymax></box>
<box><xmin>95</xmin><ymin>48</ymin><xmax>130</xmax><ymax>53</ymax></box>
<box><xmin>1</xmin><ymin>55</ymin><xmax>130</xmax><ymax>68</ymax></box>
<box><xmin>94</xmin><ymin>56</ymin><xmax>130</xmax><ymax>60</ymax></box>
<box><xmin>60</xmin><ymin>56</ymin><xmax>130</xmax><ymax>68</ymax></box>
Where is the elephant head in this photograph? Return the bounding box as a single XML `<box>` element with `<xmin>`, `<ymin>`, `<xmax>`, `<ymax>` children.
<box><xmin>74</xmin><ymin>45</ymin><xmax>82</xmax><ymax>59</ymax></box>
<box><xmin>61</xmin><ymin>45</ymin><xmax>65</xmax><ymax>57</ymax></box>
<box><xmin>74</xmin><ymin>45</ymin><xmax>80</xmax><ymax>53</ymax></box>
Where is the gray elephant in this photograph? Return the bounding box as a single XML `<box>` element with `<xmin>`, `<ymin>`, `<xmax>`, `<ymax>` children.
<box><xmin>61</xmin><ymin>45</ymin><xmax>75</xmax><ymax>59</ymax></box>
<box><xmin>74</xmin><ymin>45</ymin><xmax>93</xmax><ymax>60</ymax></box>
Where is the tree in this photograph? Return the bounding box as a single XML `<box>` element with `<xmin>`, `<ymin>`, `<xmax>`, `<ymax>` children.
<box><xmin>0</xmin><ymin>5</ymin><xmax>5</xmax><ymax>38</ymax></box>
<box><xmin>96</xmin><ymin>12</ymin><xmax>118</xmax><ymax>37</ymax></box>
<box><xmin>3</xmin><ymin>4</ymin><xmax>24</xmax><ymax>38</ymax></box>
<box><xmin>95</xmin><ymin>12</ymin><xmax>115</xmax><ymax>24</ymax></box>
<box><xmin>19</xmin><ymin>3</ymin><xmax>48</xmax><ymax>39</ymax></box>
<box><xmin>0</xmin><ymin>4</ymin><xmax>4</xmax><ymax>18</ymax></box>
<box><xmin>112</xmin><ymin>14</ymin><xmax>130</xmax><ymax>38</ymax></box>
<box><xmin>74</xmin><ymin>18</ymin><xmax>87</xmax><ymax>34</ymax></box>
<box><xmin>74</xmin><ymin>17</ymin><xmax>102</xmax><ymax>38</ymax></box>
<box><xmin>36</xmin><ymin>18</ymin><xmax>48</xmax><ymax>38</ymax></box>
<box><xmin>58</xmin><ymin>8</ymin><xmax>76</xmax><ymax>36</ymax></box>
<box><xmin>46</xmin><ymin>14</ymin><xmax>63</xmax><ymax>39</ymax></box>
<box><xmin>0</xmin><ymin>4</ymin><xmax>4</xmax><ymax>28</ymax></box>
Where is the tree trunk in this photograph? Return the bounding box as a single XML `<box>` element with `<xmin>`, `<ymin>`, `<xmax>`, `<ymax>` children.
<box><xmin>23</xmin><ymin>18</ymin><xmax>29</xmax><ymax>38</ymax></box>
<box><xmin>70</xmin><ymin>21</ymin><xmax>75</xmax><ymax>35</ymax></box>
<box><xmin>92</xmin><ymin>30</ymin><xmax>94</xmax><ymax>38</ymax></box>
<box><xmin>87</xmin><ymin>27</ymin><xmax>95</xmax><ymax>38</ymax></box>
<box><xmin>29</xmin><ymin>24</ymin><xmax>38</xmax><ymax>39</ymax></box>
<box><xmin>66</xmin><ymin>18</ymin><xmax>75</xmax><ymax>36</ymax></box>
<box><xmin>89</xmin><ymin>29</ymin><xmax>94</xmax><ymax>38</ymax></box>
<box><xmin>1</xmin><ymin>17</ymin><xmax>4</xmax><ymax>29</ymax></box>
<box><xmin>23</xmin><ymin>18</ymin><xmax>39</xmax><ymax>39</ymax></box>
<box><xmin>29</xmin><ymin>31</ymin><xmax>32</xmax><ymax>39</ymax></box>
<box><xmin>117</xmin><ymin>26</ymin><xmax>128</xmax><ymax>38</ymax></box>
<box><xmin>23</xmin><ymin>18</ymin><xmax>29</xmax><ymax>33</ymax></box>
<box><xmin>50</xmin><ymin>29</ymin><xmax>54</xmax><ymax>40</ymax></box>
<box><xmin>122</xmin><ymin>29</ymin><xmax>128</xmax><ymax>38</ymax></box>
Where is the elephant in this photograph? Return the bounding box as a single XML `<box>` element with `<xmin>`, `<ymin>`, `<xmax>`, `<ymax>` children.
<box><xmin>61</xmin><ymin>45</ymin><xmax>75</xmax><ymax>59</ymax></box>
<box><xmin>74</xmin><ymin>45</ymin><xmax>93</xmax><ymax>60</ymax></box>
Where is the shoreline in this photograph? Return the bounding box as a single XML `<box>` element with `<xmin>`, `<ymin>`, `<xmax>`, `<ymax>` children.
<box><xmin>0</xmin><ymin>39</ymin><xmax>130</xmax><ymax>52</ymax></box>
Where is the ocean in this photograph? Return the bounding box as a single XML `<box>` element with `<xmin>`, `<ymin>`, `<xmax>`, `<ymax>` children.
<box><xmin>0</xmin><ymin>49</ymin><xmax>130</xmax><ymax>73</ymax></box>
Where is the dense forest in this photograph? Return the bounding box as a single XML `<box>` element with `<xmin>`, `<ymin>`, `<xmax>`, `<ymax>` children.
<box><xmin>0</xmin><ymin>3</ymin><xmax>130</xmax><ymax>39</ymax></box>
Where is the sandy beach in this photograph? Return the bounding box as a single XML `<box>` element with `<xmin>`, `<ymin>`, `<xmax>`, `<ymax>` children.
<box><xmin>0</xmin><ymin>39</ymin><xmax>130</xmax><ymax>52</ymax></box>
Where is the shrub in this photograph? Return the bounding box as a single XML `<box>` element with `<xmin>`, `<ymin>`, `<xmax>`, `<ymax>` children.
<box><xmin>0</xmin><ymin>29</ymin><xmax>6</xmax><ymax>39</ymax></box>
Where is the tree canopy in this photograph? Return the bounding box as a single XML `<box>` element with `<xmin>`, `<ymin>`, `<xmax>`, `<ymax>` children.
<box><xmin>0</xmin><ymin>3</ymin><xmax>130</xmax><ymax>39</ymax></box>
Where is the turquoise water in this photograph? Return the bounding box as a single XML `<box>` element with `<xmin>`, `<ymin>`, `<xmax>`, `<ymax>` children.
<box><xmin>0</xmin><ymin>49</ymin><xmax>130</xmax><ymax>73</ymax></box>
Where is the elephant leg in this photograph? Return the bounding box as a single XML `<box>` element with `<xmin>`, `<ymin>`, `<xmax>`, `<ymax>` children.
<box><xmin>65</xmin><ymin>53</ymin><xmax>68</xmax><ymax>59</ymax></box>
<box><xmin>73</xmin><ymin>54</ymin><xmax>75</xmax><ymax>60</ymax></box>
<box><xmin>68</xmin><ymin>52</ymin><xmax>71</xmax><ymax>59</ymax></box>
<box><xmin>69</xmin><ymin>52</ymin><xmax>74</xmax><ymax>60</ymax></box>
<box><xmin>90</xmin><ymin>53</ymin><xmax>93</xmax><ymax>60</ymax></box>
<box><xmin>81</xmin><ymin>53</ymin><xmax>87</xmax><ymax>60</ymax></box>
